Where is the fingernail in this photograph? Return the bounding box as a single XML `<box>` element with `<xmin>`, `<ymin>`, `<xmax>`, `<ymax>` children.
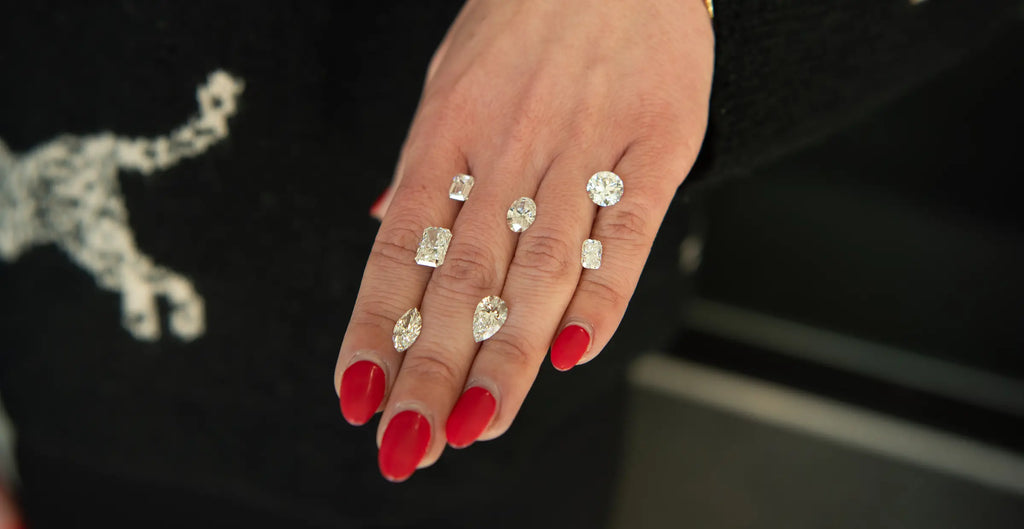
<box><xmin>446</xmin><ymin>386</ymin><xmax>497</xmax><ymax>448</ymax></box>
<box><xmin>369</xmin><ymin>187</ymin><xmax>392</xmax><ymax>219</ymax></box>
<box><xmin>378</xmin><ymin>410</ymin><xmax>431</xmax><ymax>482</ymax></box>
<box><xmin>551</xmin><ymin>324</ymin><xmax>590</xmax><ymax>371</ymax></box>
<box><xmin>339</xmin><ymin>360</ymin><xmax>386</xmax><ymax>425</ymax></box>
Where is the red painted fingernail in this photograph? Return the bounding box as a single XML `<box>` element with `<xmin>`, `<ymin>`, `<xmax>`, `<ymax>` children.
<box><xmin>446</xmin><ymin>386</ymin><xmax>497</xmax><ymax>448</ymax></box>
<box><xmin>369</xmin><ymin>187</ymin><xmax>392</xmax><ymax>218</ymax></box>
<box><xmin>551</xmin><ymin>324</ymin><xmax>590</xmax><ymax>371</ymax></box>
<box><xmin>378</xmin><ymin>410</ymin><xmax>431</xmax><ymax>482</ymax></box>
<box><xmin>339</xmin><ymin>360</ymin><xmax>386</xmax><ymax>425</ymax></box>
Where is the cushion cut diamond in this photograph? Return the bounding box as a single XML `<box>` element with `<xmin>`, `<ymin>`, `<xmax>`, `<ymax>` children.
<box><xmin>415</xmin><ymin>226</ymin><xmax>452</xmax><ymax>267</ymax></box>
<box><xmin>472</xmin><ymin>295</ymin><xmax>508</xmax><ymax>342</ymax></box>
<box><xmin>449</xmin><ymin>174</ymin><xmax>475</xmax><ymax>201</ymax></box>
<box><xmin>392</xmin><ymin>307</ymin><xmax>422</xmax><ymax>352</ymax></box>
<box><xmin>581</xmin><ymin>238</ymin><xmax>602</xmax><ymax>270</ymax></box>
<box><xmin>506</xmin><ymin>197</ymin><xmax>537</xmax><ymax>233</ymax></box>
<box><xmin>586</xmin><ymin>171</ymin><xmax>624</xmax><ymax>206</ymax></box>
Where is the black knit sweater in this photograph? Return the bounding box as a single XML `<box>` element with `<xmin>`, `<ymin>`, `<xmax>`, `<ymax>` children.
<box><xmin>0</xmin><ymin>1</ymin><xmax>1017</xmax><ymax>527</ymax></box>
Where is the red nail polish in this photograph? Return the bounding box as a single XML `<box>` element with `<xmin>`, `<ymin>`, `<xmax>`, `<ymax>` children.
<box><xmin>339</xmin><ymin>360</ymin><xmax>386</xmax><ymax>425</ymax></box>
<box><xmin>378</xmin><ymin>410</ymin><xmax>431</xmax><ymax>482</ymax></box>
<box><xmin>446</xmin><ymin>387</ymin><xmax>497</xmax><ymax>448</ymax></box>
<box><xmin>551</xmin><ymin>325</ymin><xmax>590</xmax><ymax>371</ymax></box>
<box><xmin>369</xmin><ymin>187</ymin><xmax>391</xmax><ymax>217</ymax></box>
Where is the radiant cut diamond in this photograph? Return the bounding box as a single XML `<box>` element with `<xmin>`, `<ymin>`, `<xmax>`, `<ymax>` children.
<box><xmin>415</xmin><ymin>227</ymin><xmax>452</xmax><ymax>267</ymax></box>
<box><xmin>472</xmin><ymin>295</ymin><xmax>508</xmax><ymax>342</ymax></box>
<box><xmin>449</xmin><ymin>174</ymin><xmax>475</xmax><ymax>201</ymax></box>
<box><xmin>586</xmin><ymin>171</ymin><xmax>624</xmax><ymax>206</ymax></box>
<box><xmin>506</xmin><ymin>197</ymin><xmax>537</xmax><ymax>233</ymax></box>
<box><xmin>581</xmin><ymin>239</ymin><xmax>603</xmax><ymax>269</ymax></box>
<box><xmin>392</xmin><ymin>307</ymin><xmax>422</xmax><ymax>352</ymax></box>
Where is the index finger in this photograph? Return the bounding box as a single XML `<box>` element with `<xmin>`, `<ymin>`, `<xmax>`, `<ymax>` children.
<box><xmin>334</xmin><ymin>137</ymin><xmax>467</xmax><ymax>425</ymax></box>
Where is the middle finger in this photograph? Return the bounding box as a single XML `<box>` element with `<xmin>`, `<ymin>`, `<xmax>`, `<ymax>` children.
<box><xmin>375</xmin><ymin>149</ymin><xmax>545</xmax><ymax>481</ymax></box>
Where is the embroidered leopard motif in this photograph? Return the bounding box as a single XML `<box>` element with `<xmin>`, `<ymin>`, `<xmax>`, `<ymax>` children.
<box><xmin>0</xmin><ymin>70</ymin><xmax>244</xmax><ymax>341</ymax></box>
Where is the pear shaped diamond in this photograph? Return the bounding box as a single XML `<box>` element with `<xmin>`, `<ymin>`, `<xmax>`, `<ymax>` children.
<box><xmin>586</xmin><ymin>171</ymin><xmax>624</xmax><ymax>206</ymax></box>
<box><xmin>392</xmin><ymin>307</ymin><xmax>422</xmax><ymax>352</ymax></box>
<box><xmin>472</xmin><ymin>295</ymin><xmax>508</xmax><ymax>342</ymax></box>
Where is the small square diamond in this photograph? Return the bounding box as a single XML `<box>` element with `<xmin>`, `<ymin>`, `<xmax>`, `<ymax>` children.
<box><xmin>449</xmin><ymin>174</ymin><xmax>475</xmax><ymax>201</ymax></box>
<box><xmin>581</xmin><ymin>239</ymin><xmax>602</xmax><ymax>270</ymax></box>
<box><xmin>415</xmin><ymin>227</ymin><xmax>452</xmax><ymax>267</ymax></box>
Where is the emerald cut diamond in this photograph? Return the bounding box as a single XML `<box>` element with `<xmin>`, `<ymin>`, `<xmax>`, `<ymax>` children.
<box><xmin>415</xmin><ymin>227</ymin><xmax>452</xmax><ymax>267</ymax></box>
<box><xmin>449</xmin><ymin>174</ymin><xmax>475</xmax><ymax>201</ymax></box>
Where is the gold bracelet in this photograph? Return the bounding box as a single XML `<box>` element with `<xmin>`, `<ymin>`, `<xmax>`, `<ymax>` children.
<box><xmin>704</xmin><ymin>0</ymin><xmax>714</xmax><ymax>19</ymax></box>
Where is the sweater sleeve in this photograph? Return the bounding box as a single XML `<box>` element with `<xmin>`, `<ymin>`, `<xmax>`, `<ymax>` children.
<box><xmin>688</xmin><ymin>0</ymin><xmax>1019</xmax><ymax>187</ymax></box>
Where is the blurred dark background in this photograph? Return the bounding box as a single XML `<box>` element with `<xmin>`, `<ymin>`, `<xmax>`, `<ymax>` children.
<box><xmin>615</xmin><ymin>15</ymin><xmax>1024</xmax><ymax>528</ymax></box>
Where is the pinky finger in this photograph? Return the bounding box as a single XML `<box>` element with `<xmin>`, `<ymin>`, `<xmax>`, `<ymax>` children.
<box><xmin>550</xmin><ymin>142</ymin><xmax>694</xmax><ymax>370</ymax></box>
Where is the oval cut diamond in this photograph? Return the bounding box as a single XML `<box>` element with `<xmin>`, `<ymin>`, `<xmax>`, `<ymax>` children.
<box><xmin>586</xmin><ymin>171</ymin><xmax>624</xmax><ymax>206</ymax></box>
<box><xmin>472</xmin><ymin>295</ymin><xmax>508</xmax><ymax>342</ymax></box>
<box><xmin>506</xmin><ymin>197</ymin><xmax>537</xmax><ymax>233</ymax></box>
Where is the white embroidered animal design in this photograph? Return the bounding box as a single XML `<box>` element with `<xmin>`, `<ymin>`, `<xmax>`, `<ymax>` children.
<box><xmin>0</xmin><ymin>70</ymin><xmax>244</xmax><ymax>342</ymax></box>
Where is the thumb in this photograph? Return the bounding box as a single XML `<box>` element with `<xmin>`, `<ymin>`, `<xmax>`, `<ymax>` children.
<box><xmin>370</xmin><ymin>148</ymin><xmax>407</xmax><ymax>221</ymax></box>
<box><xmin>369</xmin><ymin>185</ymin><xmax>394</xmax><ymax>222</ymax></box>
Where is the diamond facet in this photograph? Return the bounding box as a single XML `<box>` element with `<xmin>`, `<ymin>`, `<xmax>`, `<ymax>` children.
<box><xmin>415</xmin><ymin>226</ymin><xmax>452</xmax><ymax>267</ymax></box>
<box><xmin>392</xmin><ymin>307</ymin><xmax>422</xmax><ymax>352</ymax></box>
<box><xmin>586</xmin><ymin>171</ymin><xmax>624</xmax><ymax>206</ymax></box>
<box><xmin>449</xmin><ymin>174</ymin><xmax>475</xmax><ymax>201</ymax></box>
<box><xmin>472</xmin><ymin>295</ymin><xmax>508</xmax><ymax>342</ymax></box>
<box><xmin>581</xmin><ymin>239</ymin><xmax>603</xmax><ymax>269</ymax></box>
<box><xmin>506</xmin><ymin>197</ymin><xmax>537</xmax><ymax>233</ymax></box>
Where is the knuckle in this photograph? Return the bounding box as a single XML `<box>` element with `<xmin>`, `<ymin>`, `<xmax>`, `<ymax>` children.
<box><xmin>511</xmin><ymin>232</ymin><xmax>576</xmax><ymax>279</ymax></box>
<box><xmin>402</xmin><ymin>101</ymin><xmax>468</xmax><ymax>165</ymax></box>
<box><xmin>420</xmin><ymin>80</ymin><xmax>479</xmax><ymax>133</ymax></box>
<box><xmin>350</xmin><ymin>299</ymin><xmax>403</xmax><ymax>332</ymax></box>
<box><xmin>578</xmin><ymin>276</ymin><xmax>629</xmax><ymax>310</ymax></box>
<box><xmin>629</xmin><ymin>134</ymin><xmax>700</xmax><ymax>179</ymax></box>
<box><xmin>632</xmin><ymin>92</ymin><xmax>685</xmax><ymax>126</ymax></box>
<box><xmin>435</xmin><ymin>240</ymin><xmax>500</xmax><ymax>294</ymax></box>
<box><xmin>400</xmin><ymin>354</ymin><xmax>463</xmax><ymax>391</ymax></box>
<box><xmin>373</xmin><ymin>223</ymin><xmax>422</xmax><ymax>267</ymax></box>
<box><xmin>419</xmin><ymin>87</ymin><xmax>464</xmax><ymax>125</ymax></box>
<box><xmin>509</xmin><ymin>96</ymin><xmax>547</xmax><ymax>135</ymax></box>
<box><xmin>638</xmin><ymin>107</ymin><xmax>681</xmax><ymax>133</ymax></box>
<box><xmin>484</xmin><ymin>333</ymin><xmax>536</xmax><ymax>371</ymax></box>
<box><xmin>599</xmin><ymin>203</ymin><xmax>651</xmax><ymax>242</ymax></box>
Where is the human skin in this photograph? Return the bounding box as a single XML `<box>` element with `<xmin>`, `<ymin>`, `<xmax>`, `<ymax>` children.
<box><xmin>334</xmin><ymin>0</ymin><xmax>714</xmax><ymax>481</ymax></box>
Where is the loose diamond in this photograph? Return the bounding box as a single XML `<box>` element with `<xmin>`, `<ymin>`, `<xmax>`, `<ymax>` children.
<box><xmin>586</xmin><ymin>171</ymin><xmax>624</xmax><ymax>206</ymax></box>
<box><xmin>449</xmin><ymin>174</ymin><xmax>475</xmax><ymax>201</ymax></box>
<box><xmin>581</xmin><ymin>239</ymin><xmax>603</xmax><ymax>269</ymax></box>
<box><xmin>392</xmin><ymin>307</ymin><xmax>422</xmax><ymax>352</ymax></box>
<box><xmin>506</xmin><ymin>197</ymin><xmax>537</xmax><ymax>233</ymax></box>
<box><xmin>415</xmin><ymin>227</ymin><xmax>452</xmax><ymax>267</ymax></box>
<box><xmin>472</xmin><ymin>295</ymin><xmax>508</xmax><ymax>342</ymax></box>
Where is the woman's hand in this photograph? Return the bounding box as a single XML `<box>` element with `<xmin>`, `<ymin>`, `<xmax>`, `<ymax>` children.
<box><xmin>335</xmin><ymin>0</ymin><xmax>713</xmax><ymax>481</ymax></box>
